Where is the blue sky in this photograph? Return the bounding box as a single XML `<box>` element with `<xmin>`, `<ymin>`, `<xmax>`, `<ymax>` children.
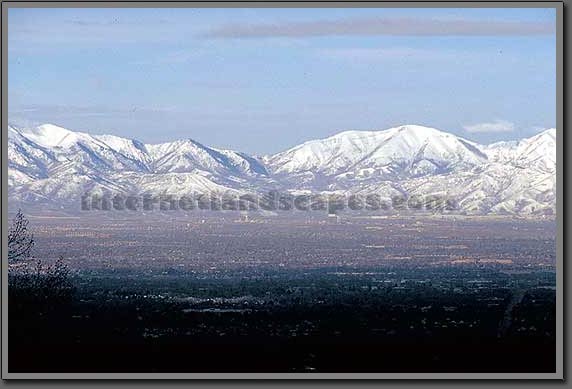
<box><xmin>8</xmin><ymin>7</ymin><xmax>556</xmax><ymax>154</ymax></box>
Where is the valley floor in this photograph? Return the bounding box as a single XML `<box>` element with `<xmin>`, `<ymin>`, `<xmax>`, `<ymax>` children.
<box><xmin>8</xmin><ymin>217</ymin><xmax>557</xmax><ymax>373</ymax></box>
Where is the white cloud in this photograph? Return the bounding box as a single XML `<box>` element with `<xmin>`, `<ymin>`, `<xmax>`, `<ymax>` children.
<box><xmin>463</xmin><ymin>120</ymin><xmax>516</xmax><ymax>133</ymax></box>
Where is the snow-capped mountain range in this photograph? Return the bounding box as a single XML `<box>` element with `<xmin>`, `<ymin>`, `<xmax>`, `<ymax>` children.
<box><xmin>8</xmin><ymin>123</ymin><xmax>556</xmax><ymax>216</ymax></box>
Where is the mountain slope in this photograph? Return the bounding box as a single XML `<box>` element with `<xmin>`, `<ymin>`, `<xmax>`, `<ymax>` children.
<box><xmin>485</xmin><ymin>128</ymin><xmax>556</xmax><ymax>173</ymax></box>
<box><xmin>265</xmin><ymin>125</ymin><xmax>489</xmax><ymax>190</ymax></box>
<box><xmin>147</xmin><ymin>138</ymin><xmax>268</xmax><ymax>177</ymax></box>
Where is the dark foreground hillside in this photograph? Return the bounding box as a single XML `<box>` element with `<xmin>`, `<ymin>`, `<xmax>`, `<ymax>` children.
<box><xmin>9</xmin><ymin>267</ymin><xmax>556</xmax><ymax>373</ymax></box>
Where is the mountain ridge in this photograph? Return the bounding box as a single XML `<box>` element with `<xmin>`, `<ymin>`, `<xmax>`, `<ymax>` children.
<box><xmin>8</xmin><ymin>123</ymin><xmax>556</xmax><ymax>216</ymax></box>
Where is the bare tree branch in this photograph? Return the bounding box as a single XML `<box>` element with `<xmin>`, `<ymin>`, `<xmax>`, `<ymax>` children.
<box><xmin>8</xmin><ymin>209</ymin><xmax>35</xmax><ymax>263</ymax></box>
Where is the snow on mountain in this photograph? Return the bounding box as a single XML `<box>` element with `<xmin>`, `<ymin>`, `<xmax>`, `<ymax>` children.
<box><xmin>484</xmin><ymin>128</ymin><xmax>556</xmax><ymax>173</ymax></box>
<box><xmin>9</xmin><ymin>126</ymin><xmax>56</xmax><ymax>180</ymax></box>
<box><xmin>94</xmin><ymin>134</ymin><xmax>153</xmax><ymax>172</ymax></box>
<box><xmin>266</xmin><ymin>125</ymin><xmax>488</xmax><ymax>183</ymax></box>
<box><xmin>129</xmin><ymin>172</ymin><xmax>243</xmax><ymax>196</ymax></box>
<box><xmin>8</xmin><ymin>123</ymin><xmax>274</xmax><ymax>207</ymax></box>
<box><xmin>146</xmin><ymin>138</ymin><xmax>268</xmax><ymax>177</ymax></box>
<box><xmin>10</xmin><ymin>124</ymin><xmax>153</xmax><ymax>175</ymax></box>
<box><xmin>7</xmin><ymin>123</ymin><xmax>556</xmax><ymax>216</ymax></box>
<box><xmin>404</xmin><ymin>163</ymin><xmax>554</xmax><ymax>215</ymax></box>
<box><xmin>509</xmin><ymin>128</ymin><xmax>555</xmax><ymax>173</ymax></box>
<box><xmin>16</xmin><ymin>123</ymin><xmax>85</xmax><ymax>148</ymax></box>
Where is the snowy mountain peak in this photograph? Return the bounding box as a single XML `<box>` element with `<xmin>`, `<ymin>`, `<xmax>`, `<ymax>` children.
<box><xmin>484</xmin><ymin>128</ymin><xmax>556</xmax><ymax>173</ymax></box>
<box><xmin>523</xmin><ymin>127</ymin><xmax>556</xmax><ymax>146</ymax></box>
<box><xmin>394</xmin><ymin>124</ymin><xmax>449</xmax><ymax>137</ymax></box>
<box><xmin>17</xmin><ymin>123</ymin><xmax>87</xmax><ymax>148</ymax></box>
<box><xmin>267</xmin><ymin>124</ymin><xmax>488</xmax><ymax>178</ymax></box>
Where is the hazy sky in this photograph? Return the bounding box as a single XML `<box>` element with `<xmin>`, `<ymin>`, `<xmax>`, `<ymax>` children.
<box><xmin>8</xmin><ymin>7</ymin><xmax>556</xmax><ymax>154</ymax></box>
